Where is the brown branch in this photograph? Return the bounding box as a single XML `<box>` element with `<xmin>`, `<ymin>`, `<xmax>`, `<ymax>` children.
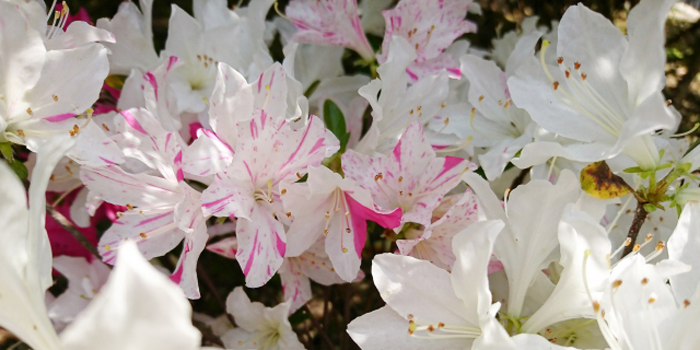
<box><xmin>621</xmin><ymin>201</ymin><xmax>648</xmax><ymax>258</ymax></box>
<box><xmin>509</xmin><ymin>167</ymin><xmax>529</xmax><ymax>191</ymax></box>
<box><xmin>196</xmin><ymin>264</ymin><xmax>237</xmax><ymax>327</ymax></box>
<box><xmin>304</xmin><ymin>305</ymin><xmax>335</xmax><ymax>349</ymax></box>
<box><xmin>45</xmin><ymin>204</ymin><xmax>101</xmax><ymax>260</ymax></box>
<box><xmin>191</xmin><ymin>319</ymin><xmax>224</xmax><ymax>347</ymax></box>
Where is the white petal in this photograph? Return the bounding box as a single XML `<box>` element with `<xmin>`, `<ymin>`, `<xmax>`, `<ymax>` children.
<box><xmin>60</xmin><ymin>242</ymin><xmax>201</xmax><ymax>350</ymax></box>
<box><xmin>668</xmin><ymin>202</ymin><xmax>700</xmax><ymax>303</ymax></box>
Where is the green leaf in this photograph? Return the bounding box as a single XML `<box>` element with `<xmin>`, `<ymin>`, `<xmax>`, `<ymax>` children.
<box><xmin>7</xmin><ymin>159</ymin><xmax>28</xmax><ymax>179</ymax></box>
<box><xmin>643</xmin><ymin>203</ymin><xmax>657</xmax><ymax>213</ymax></box>
<box><xmin>0</xmin><ymin>142</ymin><xmax>13</xmax><ymax>162</ymax></box>
<box><xmin>304</xmin><ymin>80</ymin><xmax>320</xmax><ymax>98</ymax></box>
<box><xmin>323</xmin><ymin>99</ymin><xmax>351</xmax><ymax>152</ymax></box>
<box><xmin>623</xmin><ymin>166</ymin><xmax>644</xmax><ymax>174</ymax></box>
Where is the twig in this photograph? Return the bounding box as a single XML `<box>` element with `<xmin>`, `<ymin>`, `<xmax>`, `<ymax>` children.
<box><xmin>45</xmin><ymin>204</ymin><xmax>101</xmax><ymax>260</ymax></box>
<box><xmin>621</xmin><ymin>201</ymin><xmax>648</xmax><ymax>258</ymax></box>
<box><xmin>304</xmin><ymin>305</ymin><xmax>335</xmax><ymax>349</ymax></box>
<box><xmin>323</xmin><ymin>286</ymin><xmax>332</xmax><ymax>330</ymax></box>
<box><xmin>191</xmin><ymin>318</ymin><xmax>224</xmax><ymax>347</ymax></box>
<box><xmin>509</xmin><ymin>167</ymin><xmax>529</xmax><ymax>190</ymax></box>
<box><xmin>196</xmin><ymin>264</ymin><xmax>237</xmax><ymax>327</ymax></box>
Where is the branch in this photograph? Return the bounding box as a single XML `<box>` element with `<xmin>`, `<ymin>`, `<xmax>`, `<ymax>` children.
<box><xmin>45</xmin><ymin>204</ymin><xmax>101</xmax><ymax>260</ymax></box>
<box><xmin>620</xmin><ymin>200</ymin><xmax>648</xmax><ymax>258</ymax></box>
<box><xmin>196</xmin><ymin>264</ymin><xmax>237</xmax><ymax>328</ymax></box>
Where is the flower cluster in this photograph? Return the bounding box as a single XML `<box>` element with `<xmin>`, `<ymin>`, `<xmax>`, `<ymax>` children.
<box><xmin>1</xmin><ymin>0</ymin><xmax>699</xmax><ymax>349</ymax></box>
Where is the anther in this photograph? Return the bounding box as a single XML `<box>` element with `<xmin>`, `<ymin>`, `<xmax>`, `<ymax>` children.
<box><xmin>557</xmin><ymin>57</ymin><xmax>564</xmax><ymax>64</ymax></box>
<box><xmin>593</xmin><ymin>301</ymin><xmax>600</xmax><ymax>313</ymax></box>
<box><xmin>581</xmin><ymin>73</ymin><xmax>587</xmax><ymax>81</ymax></box>
<box><xmin>398</xmin><ymin>176</ymin><xmax>403</xmax><ymax>182</ymax></box>
<box><xmin>553</xmin><ymin>81</ymin><xmax>560</xmax><ymax>90</ymax></box>
<box><xmin>26</xmin><ymin>107</ymin><xmax>33</xmax><ymax>115</ymax></box>
<box><xmin>684</xmin><ymin>300</ymin><xmax>691</xmax><ymax>308</ymax></box>
<box><xmin>633</xmin><ymin>243</ymin><xmax>641</xmax><ymax>252</ymax></box>
<box><xmin>140</xmin><ymin>233</ymin><xmax>147</xmax><ymax>238</ymax></box>
<box><xmin>574</xmin><ymin>62</ymin><xmax>581</xmax><ymax>70</ymax></box>
<box><xmin>612</xmin><ymin>280</ymin><xmax>622</xmax><ymax>288</ymax></box>
<box><xmin>281</xmin><ymin>188</ymin><xmax>287</xmax><ymax>195</ymax></box>
<box><xmin>342</xmin><ymin>247</ymin><xmax>348</xmax><ymax>253</ymax></box>
<box><xmin>126</xmin><ymin>204</ymin><xmax>134</xmax><ymax>210</ymax></box>
<box><xmin>52</xmin><ymin>95</ymin><xmax>59</xmax><ymax>102</ymax></box>
<box><xmin>478</xmin><ymin>95</ymin><xmax>484</xmax><ymax>102</ymax></box>
<box><xmin>666</xmin><ymin>100</ymin><xmax>672</xmax><ymax>106</ymax></box>
<box><xmin>641</xmin><ymin>277</ymin><xmax>649</xmax><ymax>285</ymax></box>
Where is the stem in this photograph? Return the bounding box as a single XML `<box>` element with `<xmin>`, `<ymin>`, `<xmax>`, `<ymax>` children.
<box><xmin>621</xmin><ymin>201</ymin><xmax>648</xmax><ymax>258</ymax></box>
<box><xmin>45</xmin><ymin>204</ymin><xmax>102</xmax><ymax>260</ymax></box>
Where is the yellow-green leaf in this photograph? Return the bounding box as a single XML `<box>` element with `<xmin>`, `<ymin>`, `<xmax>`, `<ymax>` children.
<box><xmin>580</xmin><ymin>161</ymin><xmax>633</xmax><ymax>199</ymax></box>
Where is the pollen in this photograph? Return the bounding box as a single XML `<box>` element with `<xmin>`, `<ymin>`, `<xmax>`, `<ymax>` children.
<box><xmin>286</xmin><ymin>212</ymin><xmax>292</xmax><ymax>218</ymax></box>
<box><xmin>592</xmin><ymin>301</ymin><xmax>600</xmax><ymax>313</ymax></box>
<box><xmin>342</xmin><ymin>247</ymin><xmax>348</xmax><ymax>253</ymax></box>
<box><xmin>574</xmin><ymin>62</ymin><xmax>581</xmax><ymax>70</ymax></box>
<box><xmin>126</xmin><ymin>204</ymin><xmax>134</xmax><ymax>210</ymax></box>
<box><xmin>644</xmin><ymin>233</ymin><xmax>653</xmax><ymax>242</ymax></box>
<box><xmin>325</xmin><ymin>212</ymin><xmax>330</xmax><ymax>220</ymax></box>
<box><xmin>65</xmin><ymin>166</ymin><xmax>73</xmax><ymax>174</ymax></box>
<box><xmin>324</xmin><ymin>229</ymin><xmax>329</xmax><ymax>236</ymax></box>
<box><xmin>296</xmin><ymin>172</ymin><xmax>302</xmax><ymax>178</ymax></box>
<box><xmin>407</xmin><ymin>314</ymin><xmax>414</xmax><ymax>320</ymax></box>
<box><xmin>345</xmin><ymin>228</ymin><xmax>351</xmax><ymax>233</ymax></box>
<box><xmin>26</xmin><ymin>107</ymin><xmax>33</xmax><ymax>115</ymax></box>
<box><xmin>437</xmin><ymin>322</ymin><xmax>445</xmax><ymax>328</ymax></box>
<box><xmin>17</xmin><ymin>129</ymin><xmax>25</xmax><ymax>137</ymax></box>
<box><xmin>655</xmin><ymin>241</ymin><xmax>665</xmax><ymax>251</ymax></box>
<box><xmin>104</xmin><ymin>244</ymin><xmax>112</xmax><ymax>250</ymax></box>
<box><xmin>102</xmin><ymin>123</ymin><xmax>110</xmax><ymax>131</ymax></box>
<box><xmin>441</xmin><ymin>101</ymin><xmax>446</xmax><ymax>108</ymax></box>
<box><xmin>641</xmin><ymin>277</ymin><xmax>649</xmax><ymax>285</ymax></box>
<box><xmin>684</xmin><ymin>299</ymin><xmax>691</xmax><ymax>308</ymax></box>
<box><xmin>281</xmin><ymin>188</ymin><xmax>287</xmax><ymax>195</ymax></box>
<box><xmin>624</xmin><ymin>237</ymin><xmax>632</xmax><ymax>246</ymax></box>
<box><xmin>374</xmin><ymin>172</ymin><xmax>383</xmax><ymax>181</ymax></box>
<box><xmin>565</xmin><ymin>70</ymin><xmax>571</xmax><ymax>78</ymax></box>
<box><xmin>398</xmin><ymin>176</ymin><xmax>403</xmax><ymax>183</ymax></box>
<box><xmin>557</xmin><ymin>57</ymin><xmax>564</xmax><ymax>64</ymax></box>
<box><xmin>427</xmin><ymin>325</ymin><xmax>435</xmax><ymax>332</ymax></box>
<box><xmin>553</xmin><ymin>81</ymin><xmax>560</xmax><ymax>90</ymax></box>
<box><xmin>633</xmin><ymin>243</ymin><xmax>641</xmax><ymax>252</ymax></box>
<box><xmin>478</xmin><ymin>95</ymin><xmax>484</xmax><ymax>102</ymax></box>
<box><xmin>666</xmin><ymin>99</ymin><xmax>672</xmax><ymax>106</ymax></box>
<box><xmin>140</xmin><ymin>233</ymin><xmax>147</xmax><ymax>239</ymax></box>
<box><xmin>581</xmin><ymin>73</ymin><xmax>587</xmax><ymax>81</ymax></box>
<box><xmin>52</xmin><ymin>94</ymin><xmax>59</xmax><ymax>102</ymax></box>
<box><xmin>648</xmin><ymin>296</ymin><xmax>656</xmax><ymax>304</ymax></box>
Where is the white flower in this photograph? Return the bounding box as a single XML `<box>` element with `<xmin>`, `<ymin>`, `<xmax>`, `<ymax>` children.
<box><xmin>222</xmin><ymin>287</ymin><xmax>305</xmax><ymax>350</ymax></box>
<box><xmin>508</xmin><ymin>0</ymin><xmax>680</xmax><ymax>170</ymax></box>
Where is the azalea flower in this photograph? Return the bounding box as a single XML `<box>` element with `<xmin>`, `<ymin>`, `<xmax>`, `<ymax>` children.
<box><xmin>81</xmin><ymin>69</ymin><xmax>208</xmax><ymax>298</ymax></box>
<box><xmin>344</xmin><ymin>121</ymin><xmax>474</xmax><ymax>229</ymax></box>
<box><xmin>222</xmin><ymin>287</ymin><xmax>305</xmax><ymax>350</ymax></box>
<box><xmin>354</xmin><ymin>37</ymin><xmax>449</xmax><ymax>154</ymax></box>
<box><xmin>207</xmin><ymin>235</ymin><xmax>355</xmax><ymax>313</ymax></box>
<box><xmin>377</xmin><ymin>0</ymin><xmax>477</xmax><ymax>80</ymax></box>
<box><xmin>47</xmin><ymin>256</ymin><xmax>110</xmax><ymax>326</ymax></box>
<box><xmin>347</xmin><ymin>220</ymin><xmax>504</xmax><ymax>349</ymax></box>
<box><xmin>201</xmin><ymin>108</ymin><xmax>339</xmax><ymax>287</ymax></box>
<box><xmin>0</xmin><ymin>2</ymin><xmax>115</xmax><ymax>162</ymax></box>
<box><xmin>0</xmin><ymin>136</ymin><xmax>74</xmax><ymax>350</ymax></box>
<box><xmin>458</xmin><ymin>31</ymin><xmax>539</xmax><ymax>180</ymax></box>
<box><xmin>282</xmin><ymin>165</ymin><xmax>401</xmax><ymax>282</ymax></box>
<box><xmin>286</xmin><ymin>0</ymin><xmax>375</xmax><ymax>60</ymax></box>
<box><xmin>395</xmin><ymin>190</ymin><xmax>480</xmax><ymax>271</ymax></box>
<box><xmin>507</xmin><ymin>0</ymin><xmax>680</xmax><ymax>170</ymax></box>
